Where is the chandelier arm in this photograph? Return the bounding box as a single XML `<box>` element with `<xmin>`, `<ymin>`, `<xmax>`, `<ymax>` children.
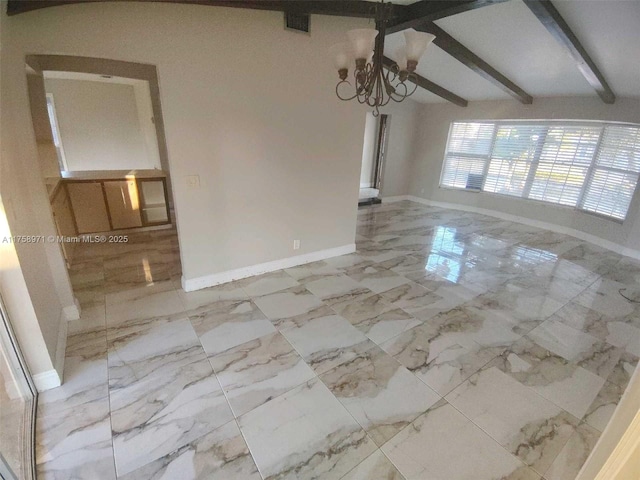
<box><xmin>335</xmin><ymin>80</ymin><xmax>361</xmax><ymax>101</ymax></box>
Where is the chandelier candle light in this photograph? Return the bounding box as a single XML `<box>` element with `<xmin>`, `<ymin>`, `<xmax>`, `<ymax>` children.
<box><xmin>330</xmin><ymin>1</ymin><xmax>435</xmax><ymax>116</ymax></box>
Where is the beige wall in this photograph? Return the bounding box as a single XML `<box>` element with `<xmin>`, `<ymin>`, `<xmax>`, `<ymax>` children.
<box><xmin>409</xmin><ymin>97</ymin><xmax>640</xmax><ymax>252</ymax></box>
<box><xmin>1</xmin><ymin>2</ymin><xmax>384</xmax><ymax>281</ymax></box>
<box><xmin>0</xmin><ymin>0</ymin><xmax>421</xmax><ymax>378</ymax></box>
<box><xmin>45</xmin><ymin>78</ymin><xmax>159</xmax><ymax>171</ymax></box>
<box><xmin>382</xmin><ymin>100</ymin><xmax>421</xmax><ymax>198</ymax></box>
<box><xmin>0</xmin><ymin>8</ymin><xmax>69</xmax><ymax>384</ymax></box>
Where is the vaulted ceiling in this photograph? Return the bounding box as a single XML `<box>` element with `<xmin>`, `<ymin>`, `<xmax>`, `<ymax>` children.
<box><xmin>7</xmin><ymin>0</ymin><xmax>640</xmax><ymax>106</ymax></box>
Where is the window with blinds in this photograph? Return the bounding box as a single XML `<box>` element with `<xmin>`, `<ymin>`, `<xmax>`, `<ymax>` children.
<box><xmin>440</xmin><ymin>121</ymin><xmax>640</xmax><ymax>221</ymax></box>
<box><xmin>441</xmin><ymin>122</ymin><xmax>494</xmax><ymax>190</ymax></box>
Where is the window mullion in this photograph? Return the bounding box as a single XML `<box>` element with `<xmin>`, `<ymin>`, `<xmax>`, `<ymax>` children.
<box><xmin>522</xmin><ymin>126</ymin><xmax>548</xmax><ymax>199</ymax></box>
<box><xmin>479</xmin><ymin>123</ymin><xmax>499</xmax><ymax>192</ymax></box>
<box><xmin>577</xmin><ymin>126</ymin><xmax>605</xmax><ymax>211</ymax></box>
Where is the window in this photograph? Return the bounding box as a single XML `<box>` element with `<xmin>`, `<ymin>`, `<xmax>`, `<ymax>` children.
<box><xmin>440</xmin><ymin>121</ymin><xmax>640</xmax><ymax>221</ymax></box>
<box><xmin>45</xmin><ymin>93</ymin><xmax>68</xmax><ymax>171</ymax></box>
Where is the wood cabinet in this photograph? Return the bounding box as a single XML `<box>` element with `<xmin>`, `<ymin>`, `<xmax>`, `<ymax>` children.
<box><xmin>104</xmin><ymin>180</ymin><xmax>143</xmax><ymax>229</ymax></box>
<box><xmin>63</xmin><ymin>170</ymin><xmax>170</xmax><ymax>234</ymax></box>
<box><xmin>51</xmin><ymin>184</ymin><xmax>78</xmax><ymax>263</ymax></box>
<box><xmin>66</xmin><ymin>182</ymin><xmax>110</xmax><ymax>233</ymax></box>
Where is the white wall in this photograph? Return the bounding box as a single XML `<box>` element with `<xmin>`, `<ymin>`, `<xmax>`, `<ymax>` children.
<box><xmin>409</xmin><ymin>97</ymin><xmax>640</xmax><ymax>252</ymax></box>
<box><xmin>44</xmin><ymin>77</ymin><xmax>160</xmax><ymax>171</ymax></box>
<box><xmin>359</xmin><ymin>113</ymin><xmax>377</xmax><ymax>188</ymax></box>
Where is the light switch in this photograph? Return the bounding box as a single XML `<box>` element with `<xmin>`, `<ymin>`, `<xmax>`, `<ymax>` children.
<box><xmin>186</xmin><ymin>175</ymin><xmax>200</xmax><ymax>189</ymax></box>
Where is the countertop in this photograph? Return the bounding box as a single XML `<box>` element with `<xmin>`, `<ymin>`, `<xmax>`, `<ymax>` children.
<box><xmin>61</xmin><ymin>169</ymin><xmax>167</xmax><ymax>181</ymax></box>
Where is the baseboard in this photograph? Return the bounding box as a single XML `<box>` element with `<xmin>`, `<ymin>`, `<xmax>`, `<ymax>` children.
<box><xmin>382</xmin><ymin>195</ymin><xmax>411</xmax><ymax>203</ymax></box>
<box><xmin>400</xmin><ymin>195</ymin><xmax>640</xmax><ymax>261</ymax></box>
<box><xmin>62</xmin><ymin>300</ymin><xmax>81</xmax><ymax>321</ymax></box>
<box><xmin>33</xmin><ymin>369</ymin><xmax>62</xmax><ymax>392</ymax></box>
<box><xmin>182</xmin><ymin>243</ymin><xmax>356</xmax><ymax>292</ymax></box>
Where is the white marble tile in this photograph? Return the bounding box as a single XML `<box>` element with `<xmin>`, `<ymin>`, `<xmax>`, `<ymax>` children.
<box><xmin>544</xmin><ymin>423</ymin><xmax>600</xmax><ymax>480</ymax></box>
<box><xmin>281</xmin><ymin>313</ymin><xmax>376</xmax><ymax>375</ymax></box>
<box><xmin>379</xmin><ymin>281</ymin><xmax>443</xmax><ymax>314</ymax></box>
<box><xmin>68</xmin><ymin>305</ymin><xmax>106</xmax><ymax>333</ymax></box>
<box><xmin>340</xmin><ymin>450</ymin><xmax>405</xmax><ymax>480</ymax></box>
<box><xmin>210</xmin><ymin>331</ymin><xmax>316</xmax><ymax>417</ymax></box>
<box><xmin>380</xmin><ymin>313</ymin><xmax>505</xmax><ymax>396</ymax></box>
<box><xmin>446</xmin><ymin>366</ymin><xmax>578</xmax><ymax>474</ymax></box>
<box><xmin>584</xmin><ymin>381</ymin><xmax>626</xmax><ymax>432</ymax></box>
<box><xmin>494</xmin><ymin>332</ymin><xmax>614</xmax><ymax>420</ymax></box>
<box><xmin>106</xmin><ymin>282</ymin><xmax>184</xmax><ymax>326</ymax></box>
<box><xmin>238</xmin><ymin>379</ymin><xmax>377</xmax><ymax>480</ymax></box>
<box><xmin>36</xmin><ymin>398</ymin><xmax>116</xmax><ymax>480</ymax></box>
<box><xmin>117</xmin><ymin>421</ymin><xmax>260</xmax><ymax>480</ymax></box>
<box><xmin>107</xmin><ymin>316</ymin><xmax>205</xmax><ymax>389</ymax></box>
<box><xmin>237</xmin><ymin>270</ymin><xmax>299</xmax><ymax>297</ymax></box>
<box><xmin>304</xmin><ymin>274</ymin><xmax>373</xmax><ymax>306</ymax></box>
<box><xmin>177</xmin><ymin>281</ymin><xmax>248</xmax><ymax>313</ymax></box>
<box><xmin>320</xmin><ymin>346</ymin><xmax>440</xmax><ymax>446</ymax></box>
<box><xmin>252</xmin><ymin>285</ymin><xmax>325</xmax><ymax>327</ymax></box>
<box><xmin>37</xmin><ymin>329</ymin><xmax>108</xmax><ymax>418</ymax></box>
<box><xmin>189</xmin><ymin>299</ymin><xmax>276</xmax><ymax>356</ymax></box>
<box><xmin>347</xmin><ymin>265</ymin><xmax>412</xmax><ymax>294</ymax></box>
<box><xmin>284</xmin><ymin>260</ymin><xmax>342</xmax><ymax>284</ymax></box>
<box><xmin>382</xmin><ymin>401</ymin><xmax>541</xmax><ymax>480</ymax></box>
<box><xmin>110</xmin><ymin>358</ymin><xmax>234</xmax><ymax>476</ymax></box>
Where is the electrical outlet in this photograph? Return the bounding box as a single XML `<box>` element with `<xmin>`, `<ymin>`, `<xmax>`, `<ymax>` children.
<box><xmin>293</xmin><ymin>239</ymin><xmax>301</xmax><ymax>250</ymax></box>
<box><xmin>186</xmin><ymin>175</ymin><xmax>200</xmax><ymax>189</ymax></box>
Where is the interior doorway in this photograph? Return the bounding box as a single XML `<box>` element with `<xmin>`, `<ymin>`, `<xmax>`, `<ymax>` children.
<box><xmin>359</xmin><ymin>113</ymin><xmax>389</xmax><ymax>206</ymax></box>
<box><xmin>25</xmin><ymin>55</ymin><xmax>182</xmax><ymax>306</ymax></box>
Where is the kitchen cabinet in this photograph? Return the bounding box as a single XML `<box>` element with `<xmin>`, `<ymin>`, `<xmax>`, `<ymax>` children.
<box><xmin>66</xmin><ymin>181</ymin><xmax>111</xmax><ymax>233</ymax></box>
<box><xmin>104</xmin><ymin>180</ymin><xmax>143</xmax><ymax>229</ymax></box>
<box><xmin>62</xmin><ymin>170</ymin><xmax>170</xmax><ymax>234</ymax></box>
<box><xmin>50</xmin><ymin>183</ymin><xmax>78</xmax><ymax>263</ymax></box>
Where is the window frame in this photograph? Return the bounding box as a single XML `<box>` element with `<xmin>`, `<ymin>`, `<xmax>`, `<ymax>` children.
<box><xmin>439</xmin><ymin>119</ymin><xmax>640</xmax><ymax>223</ymax></box>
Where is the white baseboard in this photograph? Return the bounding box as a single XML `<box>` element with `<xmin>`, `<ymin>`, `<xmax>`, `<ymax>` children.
<box><xmin>382</xmin><ymin>195</ymin><xmax>411</xmax><ymax>203</ymax></box>
<box><xmin>33</xmin><ymin>369</ymin><xmax>62</xmax><ymax>392</ymax></box>
<box><xmin>182</xmin><ymin>244</ymin><xmax>356</xmax><ymax>292</ymax></box>
<box><xmin>398</xmin><ymin>195</ymin><xmax>640</xmax><ymax>261</ymax></box>
<box><xmin>62</xmin><ymin>300</ymin><xmax>81</xmax><ymax>321</ymax></box>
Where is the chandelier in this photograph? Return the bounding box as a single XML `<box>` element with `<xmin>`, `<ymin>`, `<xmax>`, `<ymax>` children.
<box><xmin>329</xmin><ymin>1</ymin><xmax>435</xmax><ymax>116</ymax></box>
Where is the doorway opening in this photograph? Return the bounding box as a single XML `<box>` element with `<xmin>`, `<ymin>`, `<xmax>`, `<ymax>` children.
<box><xmin>359</xmin><ymin>113</ymin><xmax>389</xmax><ymax>206</ymax></box>
<box><xmin>25</xmin><ymin>55</ymin><xmax>182</xmax><ymax>307</ymax></box>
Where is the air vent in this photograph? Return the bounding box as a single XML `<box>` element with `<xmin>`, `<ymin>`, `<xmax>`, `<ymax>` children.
<box><xmin>285</xmin><ymin>12</ymin><xmax>310</xmax><ymax>34</ymax></box>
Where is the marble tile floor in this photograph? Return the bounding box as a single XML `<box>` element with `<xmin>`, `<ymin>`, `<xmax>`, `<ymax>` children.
<box><xmin>36</xmin><ymin>201</ymin><xmax>640</xmax><ymax>479</ymax></box>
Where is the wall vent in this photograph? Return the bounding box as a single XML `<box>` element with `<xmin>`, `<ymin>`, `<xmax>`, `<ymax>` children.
<box><xmin>284</xmin><ymin>12</ymin><xmax>310</xmax><ymax>34</ymax></box>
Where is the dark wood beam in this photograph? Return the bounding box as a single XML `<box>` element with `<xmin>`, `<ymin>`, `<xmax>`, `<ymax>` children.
<box><xmin>415</xmin><ymin>23</ymin><xmax>533</xmax><ymax>104</ymax></box>
<box><xmin>522</xmin><ymin>0</ymin><xmax>615</xmax><ymax>104</ymax></box>
<box><xmin>383</xmin><ymin>56</ymin><xmax>468</xmax><ymax>107</ymax></box>
<box><xmin>386</xmin><ymin>0</ymin><xmax>509</xmax><ymax>35</ymax></box>
<box><xmin>6</xmin><ymin>0</ymin><xmax>394</xmax><ymax>18</ymax></box>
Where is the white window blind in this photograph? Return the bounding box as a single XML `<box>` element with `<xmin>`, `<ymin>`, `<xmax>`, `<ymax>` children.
<box><xmin>440</xmin><ymin>121</ymin><xmax>640</xmax><ymax>221</ymax></box>
<box><xmin>581</xmin><ymin>126</ymin><xmax>640</xmax><ymax>220</ymax></box>
<box><xmin>441</xmin><ymin>122</ymin><xmax>495</xmax><ymax>190</ymax></box>
<box><xmin>484</xmin><ymin>125</ymin><xmax>545</xmax><ymax>197</ymax></box>
<box><xmin>529</xmin><ymin>125</ymin><xmax>600</xmax><ymax>206</ymax></box>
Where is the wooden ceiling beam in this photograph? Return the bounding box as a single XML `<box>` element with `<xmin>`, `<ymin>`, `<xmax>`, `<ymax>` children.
<box><xmin>386</xmin><ymin>0</ymin><xmax>509</xmax><ymax>35</ymax></box>
<box><xmin>382</xmin><ymin>56</ymin><xmax>468</xmax><ymax>107</ymax></box>
<box><xmin>522</xmin><ymin>0</ymin><xmax>615</xmax><ymax>104</ymax></box>
<box><xmin>415</xmin><ymin>22</ymin><xmax>533</xmax><ymax>104</ymax></box>
<box><xmin>6</xmin><ymin>0</ymin><xmax>397</xmax><ymax>18</ymax></box>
